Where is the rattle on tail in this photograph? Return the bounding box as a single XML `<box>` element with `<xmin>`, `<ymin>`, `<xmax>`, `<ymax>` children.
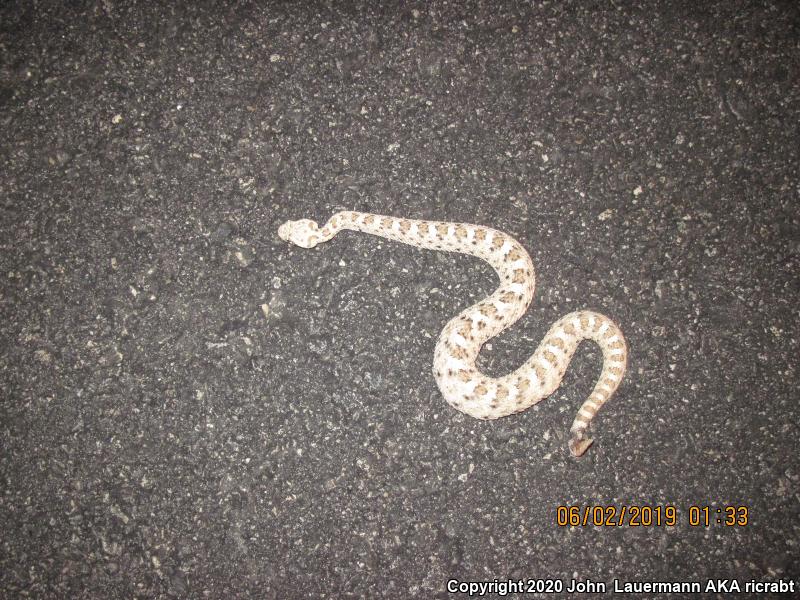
<box><xmin>279</xmin><ymin>211</ymin><xmax>628</xmax><ymax>456</ymax></box>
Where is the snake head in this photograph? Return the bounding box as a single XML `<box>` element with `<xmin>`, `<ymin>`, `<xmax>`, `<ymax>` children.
<box><xmin>278</xmin><ymin>219</ymin><xmax>320</xmax><ymax>248</ymax></box>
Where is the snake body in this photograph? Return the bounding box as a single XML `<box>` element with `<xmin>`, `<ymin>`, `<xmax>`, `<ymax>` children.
<box><xmin>279</xmin><ymin>211</ymin><xmax>627</xmax><ymax>456</ymax></box>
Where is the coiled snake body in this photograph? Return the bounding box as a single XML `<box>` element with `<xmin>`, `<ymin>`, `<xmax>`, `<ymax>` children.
<box><xmin>279</xmin><ymin>211</ymin><xmax>627</xmax><ymax>456</ymax></box>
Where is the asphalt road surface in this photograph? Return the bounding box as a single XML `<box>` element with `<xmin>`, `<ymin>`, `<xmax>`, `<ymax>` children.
<box><xmin>1</xmin><ymin>2</ymin><xmax>798</xmax><ymax>598</ymax></box>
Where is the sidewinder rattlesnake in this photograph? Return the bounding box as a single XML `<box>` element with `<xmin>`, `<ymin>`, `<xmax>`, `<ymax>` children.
<box><xmin>278</xmin><ymin>211</ymin><xmax>627</xmax><ymax>456</ymax></box>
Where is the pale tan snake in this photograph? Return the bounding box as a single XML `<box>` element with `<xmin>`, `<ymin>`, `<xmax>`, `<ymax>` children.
<box><xmin>278</xmin><ymin>211</ymin><xmax>628</xmax><ymax>456</ymax></box>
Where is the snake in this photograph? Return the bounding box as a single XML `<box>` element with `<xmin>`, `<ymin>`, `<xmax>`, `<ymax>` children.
<box><xmin>278</xmin><ymin>211</ymin><xmax>627</xmax><ymax>456</ymax></box>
